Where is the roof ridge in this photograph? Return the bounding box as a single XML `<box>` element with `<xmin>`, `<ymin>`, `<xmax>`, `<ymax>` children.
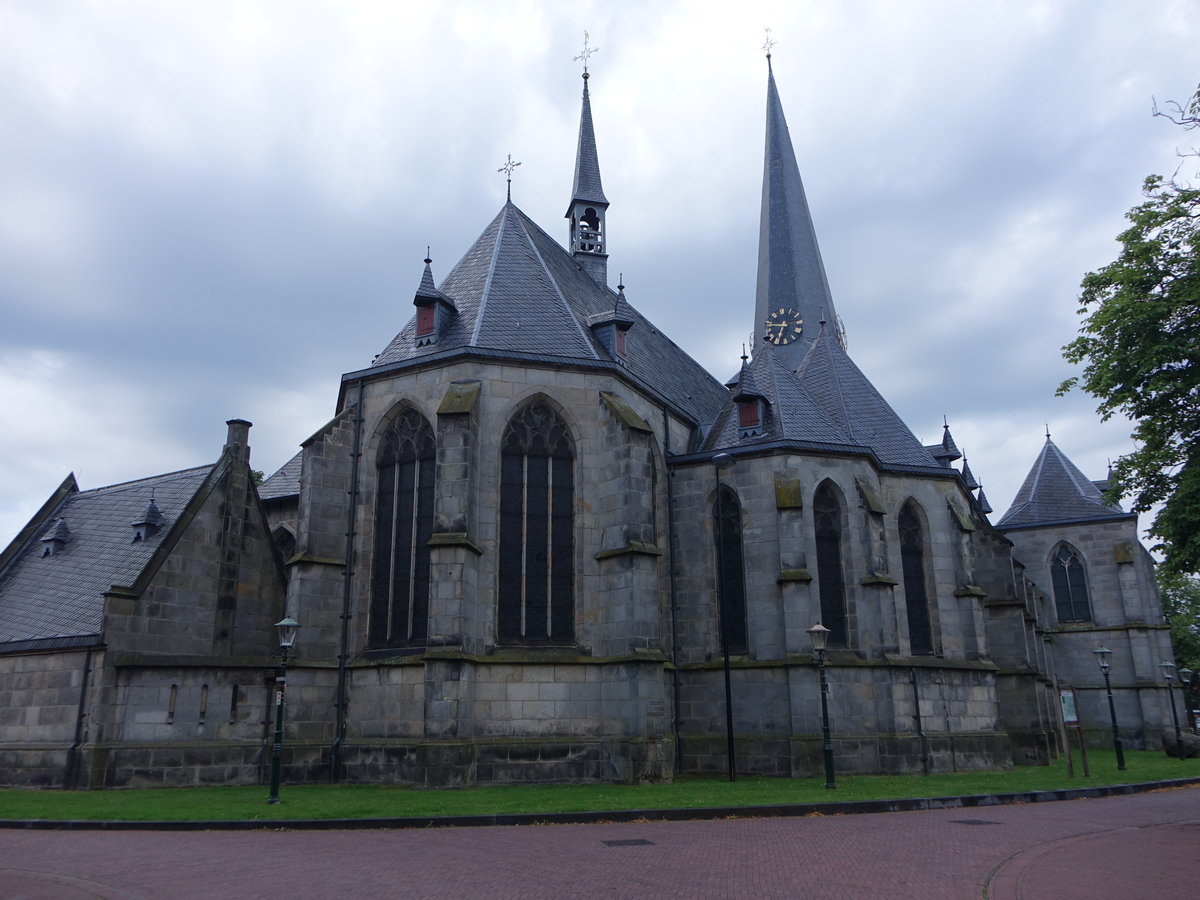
<box><xmin>77</xmin><ymin>465</ymin><xmax>213</xmax><ymax>497</ymax></box>
<box><xmin>470</xmin><ymin>204</ymin><xmax>510</xmax><ymax>347</ymax></box>
<box><xmin>514</xmin><ymin>213</ymin><xmax>601</xmax><ymax>360</ymax></box>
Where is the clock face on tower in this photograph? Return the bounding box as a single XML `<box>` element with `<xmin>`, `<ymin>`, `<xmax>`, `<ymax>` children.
<box><xmin>764</xmin><ymin>307</ymin><xmax>804</xmax><ymax>345</ymax></box>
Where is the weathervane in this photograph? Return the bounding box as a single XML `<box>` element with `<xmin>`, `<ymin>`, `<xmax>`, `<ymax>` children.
<box><xmin>498</xmin><ymin>154</ymin><xmax>522</xmax><ymax>201</ymax></box>
<box><xmin>762</xmin><ymin>26</ymin><xmax>776</xmax><ymax>59</ymax></box>
<box><xmin>574</xmin><ymin>30</ymin><xmax>599</xmax><ymax>77</ymax></box>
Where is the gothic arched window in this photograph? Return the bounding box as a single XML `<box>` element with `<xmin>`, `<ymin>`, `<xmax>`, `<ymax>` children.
<box><xmin>814</xmin><ymin>482</ymin><xmax>848</xmax><ymax>647</ymax></box>
<box><xmin>713</xmin><ymin>484</ymin><xmax>748</xmax><ymax>654</ymax></box>
<box><xmin>899</xmin><ymin>501</ymin><xmax>935</xmax><ymax>655</ymax></box>
<box><xmin>1050</xmin><ymin>543</ymin><xmax>1091</xmax><ymax>623</ymax></box>
<box><xmin>369</xmin><ymin>408</ymin><xmax>435</xmax><ymax>649</ymax></box>
<box><xmin>498</xmin><ymin>402</ymin><xmax>575</xmax><ymax>644</ymax></box>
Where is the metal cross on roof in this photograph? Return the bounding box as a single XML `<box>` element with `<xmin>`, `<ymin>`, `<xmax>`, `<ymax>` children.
<box><xmin>574</xmin><ymin>31</ymin><xmax>599</xmax><ymax>75</ymax></box>
<box><xmin>498</xmin><ymin>154</ymin><xmax>522</xmax><ymax>201</ymax></box>
<box><xmin>762</xmin><ymin>26</ymin><xmax>776</xmax><ymax>59</ymax></box>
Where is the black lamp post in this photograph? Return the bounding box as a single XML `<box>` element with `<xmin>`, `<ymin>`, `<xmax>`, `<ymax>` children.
<box><xmin>1161</xmin><ymin>660</ymin><xmax>1184</xmax><ymax>756</ymax></box>
<box><xmin>807</xmin><ymin>623</ymin><xmax>836</xmax><ymax>790</ymax></box>
<box><xmin>1093</xmin><ymin>646</ymin><xmax>1126</xmax><ymax>771</ymax></box>
<box><xmin>267</xmin><ymin>616</ymin><xmax>301</xmax><ymax>804</ymax></box>
<box><xmin>1180</xmin><ymin>667</ymin><xmax>1195</xmax><ymax>733</ymax></box>
<box><xmin>713</xmin><ymin>451</ymin><xmax>737</xmax><ymax>782</ymax></box>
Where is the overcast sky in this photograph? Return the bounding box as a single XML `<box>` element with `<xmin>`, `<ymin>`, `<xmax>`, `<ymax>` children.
<box><xmin>1</xmin><ymin>0</ymin><xmax>1197</xmax><ymax>546</ymax></box>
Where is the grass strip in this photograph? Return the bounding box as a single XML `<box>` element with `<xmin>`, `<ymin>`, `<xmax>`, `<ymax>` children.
<box><xmin>0</xmin><ymin>749</ymin><xmax>1196</xmax><ymax>823</ymax></box>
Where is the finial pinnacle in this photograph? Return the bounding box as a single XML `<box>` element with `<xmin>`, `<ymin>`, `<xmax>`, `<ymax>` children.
<box><xmin>498</xmin><ymin>154</ymin><xmax>522</xmax><ymax>201</ymax></box>
<box><xmin>762</xmin><ymin>26</ymin><xmax>776</xmax><ymax>60</ymax></box>
<box><xmin>741</xmin><ymin>344</ymin><xmax>749</xmax><ymax>363</ymax></box>
<box><xmin>424</xmin><ymin>246</ymin><xmax>432</xmax><ymax>265</ymax></box>
<box><xmin>943</xmin><ymin>415</ymin><xmax>949</xmax><ymax>429</ymax></box>
<box><xmin>574</xmin><ymin>30</ymin><xmax>599</xmax><ymax>76</ymax></box>
<box><xmin>1045</xmin><ymin>423</ymin><xmax>1051</xmax><ymax>440</ymax></box>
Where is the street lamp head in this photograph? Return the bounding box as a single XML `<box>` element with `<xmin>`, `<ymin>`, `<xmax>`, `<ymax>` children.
<box><xmin>1160</xmin><ymin>660</ymin><xmax>1176</xmax><ymax>683</ymax></box>
<box><xmin>807</xmin><ymin>623</ymin><xmax>831</xmax><ymax>652</ymax></box>
<box><xmin>1093</xmin><ymin>645</ymin><xmax>1112</xmax><ymax>672</ymax></box>
<box><xmin>1180</xmin><ymin>667</ymin><xmax>1194</xmax><ymax>685</ymax></box>
<box><xmin>275</xmin><ymin>616</ymin><xmax>301</xmax><ymax>650</ymax></box>
<box><xmin>713</xmin><ymin>452</ymin><xmax>736</xmax><ymax>472</ymax></box>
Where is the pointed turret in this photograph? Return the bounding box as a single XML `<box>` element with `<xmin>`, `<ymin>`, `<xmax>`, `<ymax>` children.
<box><xmin>412</xmin><ymin>254</ymin><xmax>456</xmax><ymax>347</ymax></box>
<box><xmin>566</xmin><ymin>66</ymin><xmax>609</xmax><ymax>287</ymax></box>
<box><xmin>755</xmin><ymin>58</ymin><xmax>841</xmax><ymax>368</ymax></box>
<box><xmin>997</xmin><ymin>435</ymin><xmax>1132</xmax><ymax>530</ymax></box>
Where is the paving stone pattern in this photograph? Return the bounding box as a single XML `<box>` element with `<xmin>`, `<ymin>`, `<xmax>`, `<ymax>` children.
<box><xmin>1</xmin><ymin>786</ymin><xmax>1197</xmax><ymax>899</ymax></box>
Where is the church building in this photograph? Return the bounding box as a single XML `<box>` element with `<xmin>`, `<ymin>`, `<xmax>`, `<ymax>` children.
<box><xmin>0</xmin><ymin>54</ymin><xmax>1176</xmax><ymax>788</ymax></box>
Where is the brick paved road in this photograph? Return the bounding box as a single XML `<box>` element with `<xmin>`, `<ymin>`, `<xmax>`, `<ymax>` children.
<box><xmin>2</xmin><ymin>785</ymin><xmax>1198</xmax><ymax>899</ymax></box>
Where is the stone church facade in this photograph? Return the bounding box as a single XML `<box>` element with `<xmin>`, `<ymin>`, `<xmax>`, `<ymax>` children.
<box><xmin>0</xmin><ymin>60</ymin><xmax>1176</xmax><ymax>788</ymax></box>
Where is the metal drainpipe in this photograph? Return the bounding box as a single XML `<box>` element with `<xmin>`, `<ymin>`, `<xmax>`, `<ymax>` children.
<box><xmin>329</xmin><ymin>379</ymin><xmax>365</xmax><ymax>782</ymax></box>
<box><xmin>662</xmin><ymin>408</ymin><xmax>684</xmax><ymax>774</ymax></box>
<box><xmin>64</xmin><ymin>645</ymin><xmax>94</xmax><ymax>789</ymax></box>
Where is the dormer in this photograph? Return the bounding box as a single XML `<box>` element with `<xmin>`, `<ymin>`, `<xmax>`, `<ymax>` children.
<box><xmin>131</xmin><ymin>499</ymin><xmax>165</xmax><ymax>543</ymax></box>
<box><xmin>588</xmin><ymin>283</ymin><xmax>635</xmax><ymax>363</ymax></box>
<box><xmin>412</xmin><ymin>255</ymin><xmax>456</xmax><ymax>347</ymax></box>
<box><xmin>40</xmin><ymin>518</ymin><xmax>70</xmax><ymax>557</ymax></box>
<box><xmin>731</xmin><ymin>360</ymin><xmax>768</xmax><ymax>439</ymax></box>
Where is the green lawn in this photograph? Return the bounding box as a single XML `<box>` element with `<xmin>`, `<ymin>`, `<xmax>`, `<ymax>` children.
<box><xmin>0</xmin><ymin>749</ymin><xmax>1196</xmax><ymax>823</ymax></box>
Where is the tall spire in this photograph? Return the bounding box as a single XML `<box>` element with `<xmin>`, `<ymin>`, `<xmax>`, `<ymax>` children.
<box><xmin>754</xmin><ymin>56</ymin><xmax>840</xmax><ymax>368</ymax></box>
<box><xmin>566</xmin><ymin>31</ymin><xmax>609</xmax><ymax>286</ymax></box>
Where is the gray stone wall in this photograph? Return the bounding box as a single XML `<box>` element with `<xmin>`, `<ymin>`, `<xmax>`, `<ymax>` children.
<box><xmin>1004</xmin><ymin>517</ymin><xmax>1173</xmax><ymax>748</ymax></box>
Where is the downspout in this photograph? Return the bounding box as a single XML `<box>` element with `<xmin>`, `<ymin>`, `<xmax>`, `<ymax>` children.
<box><xmin>329</xmin><ymin>379</ymin><xmax>365</xmax><ymax>782</ymax></box>
<box><xmin>64</xmin><ymin>645</ymin><xmax>94</xmax><ymax>789</ymax></box>
<box><xmin>662</xmin><ymin>407</ymin><xmax>684</xmax><ymax>774</ymax></box>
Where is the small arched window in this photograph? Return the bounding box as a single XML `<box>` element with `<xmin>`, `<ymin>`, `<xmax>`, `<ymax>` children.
<box><xmin>814</xmin><ymin>481</ymin><xmax>848</xmax><ymax>647</ymax></box>
<box><xmin>1050</xmin><ymin>543</ymin><xmax>1091</xmax><ymax>623</ymax></box>
<box><xmin>498</xmin><ymin>402</ymin><xmax>575</xmax><ymax>644</ymax></box>
<box><xmin>713</xmin><ymin>484</ymin><xmax>748</xmax><ymax>654</ymax></box>
<box><xmin>899</xmin><ymin>501</ymin><xmax>935</xmax><ymax>655</ymax></box>
<box><xmin>271</xmin><ymin>526</ymin><xmax>296</xmax><ymax>564</ymax></box>
<box><xmin>369</xmin><ymin>408</ymin><xmax>435</xmax><ymax>649</ymax></box>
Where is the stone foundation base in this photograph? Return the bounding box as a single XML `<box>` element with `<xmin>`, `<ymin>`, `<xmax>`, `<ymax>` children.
<box><xmin>1</xmin><ymin>737</ymin><xmax>677</xmax><ymax>789</ymax></box>
<box><xmin>681</xmin><ymin>731</ymin><xmax>1015</xmax><ymax>777</ymax></box>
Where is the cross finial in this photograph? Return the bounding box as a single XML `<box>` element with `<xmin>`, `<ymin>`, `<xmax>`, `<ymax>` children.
<box><xmin>498</xmin><ymin>154</ymin><xmax>522</xmax><ymax>201</ymax></box>
<box><xmin>574</xmin><ymin>30</ymin><xmax>599</xmax><ymax>77</ymax></box>
<box><xmin>762</xmin><ymin>26</ymin><xmax>776</xmax><ymax>60</ymax></box>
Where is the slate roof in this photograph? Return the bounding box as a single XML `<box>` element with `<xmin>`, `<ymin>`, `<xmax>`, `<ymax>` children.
<box><xmin>259</xmin><ymin>451</ymin><xmax>302</xmax><ymax>501</ymax></box>
<box><xmin>370</xmin><ymin>202</ymin><xmax>729</xmax><ymax>426</ymax></box>
<box><xmin>705</xmin><ymin>328</ymin><xmax>946</xmax><ymax>474</ymax></box>
<box><xmin>569</xmin><ymin>75</ymin><xmax>607</xmax><ymax>208</ymax></box>
<box><xmin>755</xmin><ymin>60</ymin><xmax>840</xmax><ymax>366</ymax></box>
<box><xmin>996</xmin><ymin>437</ymin><xmax>1131</xmax><ymax>529</ymax></box>
<box><xmin>0</xmin><ymin>467</ymin><xmax>212</xmax><ymax>645</ymax></box>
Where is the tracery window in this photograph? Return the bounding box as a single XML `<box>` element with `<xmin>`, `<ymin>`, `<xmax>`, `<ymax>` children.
<box><xmin>498</xmin><ymin>402</ymin><xmax>575</xmax><ymax>644</ymax></box>
<box><xmin>369</xmin><ymin>408</ymin><xmax>435</xmax><ymax>648</ymax></box>
<box><xmin>899</xmin><ymin>501</ymin><xmax>935</xmax><ymax>655</ymax></box>
<box><xmin>1050</xmin><ymin>543</ymin><xmax>1091</xmax><ymax>623</ymax></box>
<box><xmin>814</xmin><ymin>481</ymin><xmax>849</xmax><ymax>647</ymax></box>
<box><xmin>713</xmin><ymin>485</ymin><xmax>749</xmax><ymax>654</ymax></box>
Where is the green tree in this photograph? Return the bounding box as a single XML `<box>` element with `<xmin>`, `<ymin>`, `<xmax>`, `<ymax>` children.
<box><xmin>1159</xmin><ymin>572</ymin><xmax>1200</xmax><ymax>674</ymax></box>
<box><xmin>1060</xmin><ymin>84</ymin><xmax>1200</xmax><ymax>576</ymax></box>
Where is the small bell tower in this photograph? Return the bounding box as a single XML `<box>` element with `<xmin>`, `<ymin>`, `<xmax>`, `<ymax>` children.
<box><xmin>565</xmin><ymin>32</ymin><xmax>609</xmax><ymax>286</ymax></box>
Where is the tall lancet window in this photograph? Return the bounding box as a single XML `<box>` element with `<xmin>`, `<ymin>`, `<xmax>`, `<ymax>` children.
<box><xmin>713</xmin><ymin>485</ymin><xmax>749</xmax><ymax>654</ymax></box>
<box><xmin>1050</xmin><ymin>543</ymin><xmax>1092</xmax><ymax>623</ymax></box>
<box><xmin>814</xmin><ymin>481</ymin><xmax>849</xmax><ymax>647</ymax></box>
<box><xmin>899</xmin><ymin>501</ymin><xmax>935</xmax><ymax>655</ymax></box>
<box><xmin>369</xmin><ymin>408</ymin><xmax>435</xmax><ymax>649</ymax></box>
<box><xmin>498</xmin><ymin>402</ymin><xmax>575</xmax><ymax>644</ymax></box>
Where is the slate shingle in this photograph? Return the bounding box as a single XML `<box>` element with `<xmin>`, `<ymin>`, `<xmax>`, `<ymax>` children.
<box><xmin>370</xmin><ymin>202</ymin><xmax>728</xmax><ymax>427</ymax></box>
<box><xmin>0</xmin><ymin>467</ymin><xmax>212</xmax><ymax>644</ymax></box>
<box><xmin>997</xmin><ymin>438</ymin><xmax>1131</xmax><ymax>529</ymax></box>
